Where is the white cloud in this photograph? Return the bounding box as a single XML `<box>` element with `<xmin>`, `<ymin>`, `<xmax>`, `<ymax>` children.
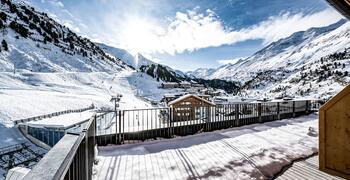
<box><xmin>47</xmin><ymin>0</ymin><xmax>64</xmax><ymax>8</ymax></box>
<box><xmin>217</xmin><ymin>57</ymin><xmax>246</xmax><ymax>65</ymax></box>
<box><xmin>237</xmin><ymin>8</ymin><xmax>344</xmax><ymax>45</ymax></box>
<box><xmin>114</xmin><ymin>8</ymin><xmax>343</xmax><ymax>55</ymax></box>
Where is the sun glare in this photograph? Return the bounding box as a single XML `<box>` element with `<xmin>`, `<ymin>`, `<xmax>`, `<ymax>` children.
<box><xmin>121</xmin><ymin>17</ymin><xmax>165</xmax><ymax>54</ymax></box>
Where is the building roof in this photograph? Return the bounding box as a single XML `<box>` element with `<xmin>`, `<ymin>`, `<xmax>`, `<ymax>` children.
<box><xmin>180</xmin><ymin>81</ymin><xmax>191</xmax><ymax>85</ymax></box>
<box><xmin>162</xmin><ymin>82</ymin><xmax>179</xmax><ymax>85</ymax></box>
<box><xmin>168</xmin><ymin>94</ymin><xmax>215</xmax><ymax>106</ymax></box>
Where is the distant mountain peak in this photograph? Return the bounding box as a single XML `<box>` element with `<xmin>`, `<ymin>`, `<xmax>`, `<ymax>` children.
<box><xmin>98</xmin><ymin>43</ymin><xmax>155</xmax><ymax>69</ymax></box>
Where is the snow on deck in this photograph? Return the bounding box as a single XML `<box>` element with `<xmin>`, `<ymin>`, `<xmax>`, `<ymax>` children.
<box><xmin>276</xmin><ymin>156</ymin><xmax>344</xmax><ymax>180</ymax></box>
<box><xmin>27</xmin><ymin>110</ymin><xmax>95</xmax><ymax>128</ymax></box>
<box><xmin>94</xmin><ymin>114</ymin><xmax>319</xmax><ymax>180</ymax></box>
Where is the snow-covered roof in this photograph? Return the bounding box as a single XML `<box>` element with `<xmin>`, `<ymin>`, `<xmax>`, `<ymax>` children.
<box><xmin>164</xmin><ymin>92</ymin><xmax>187</xmax><ymax>97</ymax></box>
<box><xmin>180</xmin><ymin>81</ymin><xmax>191</xmax><ymax>85</ymax></box>
<box><xmin>168</xmin><ymin>94</ymin><xmax>215</xmax><ymax>106</ymax></box>
<box><xmin>162</xmin><ymin>82</ymin><xmax>178</xmax><ymax>85</ymax></box>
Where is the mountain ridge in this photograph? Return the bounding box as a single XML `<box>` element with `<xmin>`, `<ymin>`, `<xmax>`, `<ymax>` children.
<box><xmin>187</xmin><ymin>19</ymin><xmax>350</xmax><ymax>99</ymax></box>
<box><xmin>0</xmin><ymin>0</ymin><xmax>131</xmax><ymax>73</ymax></box>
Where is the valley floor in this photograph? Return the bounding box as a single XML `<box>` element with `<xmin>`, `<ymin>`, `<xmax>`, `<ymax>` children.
<box><xmin>93</xmin><ymin>114</ymin><xmax>319</xmax><ymax>180</ymax></box>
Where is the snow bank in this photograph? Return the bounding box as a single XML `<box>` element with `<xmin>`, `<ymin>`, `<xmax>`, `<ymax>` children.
<box><xmin>94</xmin><ymin>114</ymin><xmax>318</xmax><ymax>180</ymax></box>
<box><xmin>0</xmin><ymin>70</ymin><xmax>172</xmax><ymax>127</ymax></box>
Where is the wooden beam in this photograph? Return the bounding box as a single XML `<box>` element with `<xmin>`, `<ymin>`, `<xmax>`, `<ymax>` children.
<box><xmin>326</xmin><ymin>0</ymin><xmax>350</xmax><ymax>20</ymax></box>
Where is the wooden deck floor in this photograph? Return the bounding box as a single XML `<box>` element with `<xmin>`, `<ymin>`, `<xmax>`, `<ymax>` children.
<box><xmin>276</xmin><ymin>156</ymin><xmax>344</xmax><ymax>180</ymax></box>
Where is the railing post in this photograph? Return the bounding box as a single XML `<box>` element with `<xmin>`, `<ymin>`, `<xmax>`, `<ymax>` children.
<box><xmin>170</xmin><ymin>107</ymin><xmax>174</xmax><ymax>136</ymax></box>
<box><xmin>207</xmin><ymin>106</ymin><xmax>211</xmax><ymax>131</ymax></box>
<box><xmin>258</xmin><ymin>103</ymin><xmax>262</xmax><ymax>123</ymax></box>
<box><xmin>84</xmin><ymin>130</ymin><xmax>89</xmax><ymax>180</ymax></box>
<box><xmin>119</xmin><ymin>110</ymin><xmax>123</xmax><ymax>144</ymax></box>
<box><xmin>235</xmin><ymin>104</ymin><xmax>239</xmax><ymax>126</ymax></box>
<box><xmin>277</xmin><ymin>102</ymin><xmax>280</xmax><ymax>120</ymax></box>
<box><xmin>168</xmin><ymin>107</ymin><xmax>172</xmax><ymax>137</ymax></box>
<box><xmin>115</xmin><ymin>110</ymin><xmax>119</xmax><ymax>144</ymax></box>
<box><xmin>292</xmin><ymin>101</ymin><xmax>296</xmax><ymax>118</ymax></box>
<box><xmin>305</xmin><ymin>100</ymin><xmax>309</xmax><ymax>114</ymax></box>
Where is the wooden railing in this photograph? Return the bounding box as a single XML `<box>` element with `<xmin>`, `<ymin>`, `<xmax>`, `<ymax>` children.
<box><xmin>22</xmin><ymin>115</ymin><xmax>97</xmax><ymax>180</ymax></box>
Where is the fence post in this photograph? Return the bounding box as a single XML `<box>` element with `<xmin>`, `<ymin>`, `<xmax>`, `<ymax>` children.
<box><xmin>84</xmin><ymin>130</ymin><xmax>89</xmax><ymax>180</ymax></box>
<box><xmin>292</xmin><ymin>101</ymin><xmax>296</xmax><ymax>118</ymax></box>
<box><xmin>167</xmin><ymin>107</ymin><xmax>171</xmax><ymax>138</ymax></box>
<box><xmin>115</xmin><ymin>110</ymin><xmax>119</xmax><ymax>144</ymax></box>
<box><xmin>94</xmin><ymin>115</ymin><xmax>97</xmax><ymax>147</ymax></box>
<box><xmin>235</xmin><ymin>104</ymin><xmax>239</xmax><ymax>126</ymax></box>
<box><xmin>207</xmin><ymin>106</ymin><xmax>211</xmax><ymax>131</ymax></box>
<box><xmin>305</xmin><ymin>100</ymin><xmax>309</xmax><ymax>114</ymax></box>
<box><xmin>119</xmin><ymin>111</ymin><xmax>123</xmax><ymax>144</ymax></box>
<box><xmin>116</xmin><ymin>111</ymin><xmax>122</xmax><ymax>144</ymax></box>
<box><xmin>258</xmin><ymin>103</ymin><xmax>262</xmax><ymax>123</ymax></box>
<box><xmin>277</xmin><ymin>102</ymin><xmax>280</xmax><ymax>120</ymax></box>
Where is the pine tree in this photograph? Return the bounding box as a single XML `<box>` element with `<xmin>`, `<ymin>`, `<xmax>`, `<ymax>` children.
<box><xmin>1</xmin><ymin>39</ymin><xmax>8</xmax><ymax>51</ymax></box>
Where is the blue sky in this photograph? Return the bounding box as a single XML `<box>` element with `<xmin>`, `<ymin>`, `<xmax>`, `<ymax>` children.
<box><xmin>27</xmin><ymin>0</ymin><xmax>344</xmax><ymax>71</ymax></box>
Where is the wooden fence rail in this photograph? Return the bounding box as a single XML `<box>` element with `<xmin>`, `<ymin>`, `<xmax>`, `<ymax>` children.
<box><xmin>14</xmin><ymin>104</ymin><xmax>95</xmax><ymax>125</ymax></box>
<box><xmin>22</xmin><ymin>115</ymin><xmax>97</xmax><ymax>180</ymax></box>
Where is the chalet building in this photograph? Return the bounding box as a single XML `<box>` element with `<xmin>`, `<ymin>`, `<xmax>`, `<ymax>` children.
<box><xmin>161</xmin><ymin>81</ymin><xmax>205</xmax><ymax>89</ymax></box>
<box><xmin>161</xmin><ymin>94</ymin><xmax>181</xmax><ymax>105</ymax></box>
<box><xmin>162</xmin><ymin>93</ymin><xmax>210</xmax><ymax>106</ymax></box>
<box><xmin>161</xmin><ymin>82</ymin><xmax>179</xmax><ymax>89</ymax></box>
<box><xmin>168</xmin><ymin>94</ymin><xmax>215</xmax><ymax>122</ymax></box>
<box><xmin>179</xmin><ymin>81</ymin><xmax>191</xmax><ymax>88</ymax></box>
<box><xmin>191</xmin><ymin>80</ymin><xmax>205</xmax><ymax>88</ymax></box>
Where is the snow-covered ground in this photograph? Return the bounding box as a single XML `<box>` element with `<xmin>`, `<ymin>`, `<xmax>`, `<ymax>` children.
<box><xmin>0</xmin><ymin>69</ymin><xmax>180</xmax><ymax>148</ymax></box>
<box><xmin>93</xmin><ymin>114</ymin><xmax>318</xmax><ymax>180</ymax></box>
<box><xmin>0</xmin><ymin>70</ymin><xmax>173</xmax><ymax>126</ymax></box>
<box><xmin>27</xmin><ymin>110</ymin><xmax>95</xmax><ymax>128</ymax></box>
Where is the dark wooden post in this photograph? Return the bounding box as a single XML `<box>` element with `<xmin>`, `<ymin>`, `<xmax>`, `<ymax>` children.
<box><xmin>258</xmin><ymin>103</ymin><xmax>262</xmax><ymax>123</ymax></box>
<box><xmin>292</xmin><ymin>101</ymin><xmax>296</xmax><ymax>118</ymax></box>
<box><xmin>207</xmin><ymin>105</ymin><xmax>211</xmax><ymax>131</ymax></box>
<box><xmin>84</xmin><ymin>129</ymin><xmax>89</xmax><ymax>180</ymax></box>
<box><xmin>306</xmin><ymin>100</ymin><xmax>309</xmax><ymax>114</ymax></box>
<box><xmin>115</xmin><ymin>110</ymin><xmax>119</xmax><ymax>144</ymax></box>
<box><xmin>169</xmin><ymin>107</ymin><xmax>173</xmax><ymax>137</ymax></box>
<box><xmin>119</xmin><ymin>111</ymin><xmax>123</xmax><ymax>144</ymax></box>
<box><xmin>235</xmin><ymin>104</ymin><xmax>239</xmax><ymax>126</ymax></box>
<box><xmin>277</xmin><ymin>102</ymin><xmax>280</xmax><ymax>120</ymax></box>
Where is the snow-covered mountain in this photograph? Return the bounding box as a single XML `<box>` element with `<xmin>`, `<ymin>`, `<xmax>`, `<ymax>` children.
<box><xmin>0</xmin><ymin>0</ymin><xmax>131</xmax><ymax>73</ymax></box>
<box><xmin>186</xmin><ymin>68</ymin><xmax>216</xmax><ymax>79</ymax></box>
<box><xmin>188</xmin><ymin>19</ymin><xmax>350</xmax><ymax>100</ymax></box>
<box><xmin>98</xmin><ymin>43</ymin><xmax>155</xmax><ymax>69</ymax></box>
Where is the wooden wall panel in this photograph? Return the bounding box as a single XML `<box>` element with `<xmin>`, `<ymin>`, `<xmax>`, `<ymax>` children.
<box><xmin>319</xmin><ymin>85</ymin><xmax>350</xmax><ymax>179</ymax></box>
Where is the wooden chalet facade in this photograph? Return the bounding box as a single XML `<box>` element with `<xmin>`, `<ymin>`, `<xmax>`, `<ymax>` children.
<box><xmin>168</xmin><ymin>94</ymin><xmax>215</xmax><ymax>122</ymax></box>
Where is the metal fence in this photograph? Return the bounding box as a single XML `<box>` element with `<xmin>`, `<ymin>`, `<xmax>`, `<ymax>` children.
<box><xmin>18</xmin><ymin>116</ymin><xmax>92</xmax><ymax>147</ymax></box>
<box><xmin>22</xmin><ymin>115</ymin><xmax>97</xmax><ymax>180</ymax></box>
<box><xmin>96</xmin><ymin>100</ymin><xmax>319</xmax><ymax>145</ymax></box>
<box><xmin>14</xmin><ymin>105</ymin><xmax>94</xmax><ymax>125</ymax></box>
